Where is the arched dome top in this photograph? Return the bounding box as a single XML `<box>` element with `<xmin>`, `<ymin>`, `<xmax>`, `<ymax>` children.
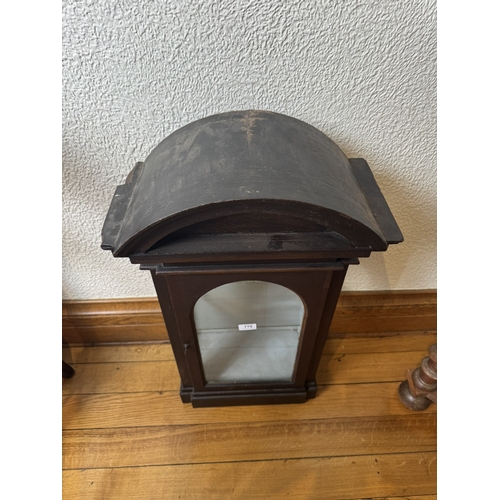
<box><xmin>102</xmin><ymin>110</ymin><xmax>402</xmax><ymax>258</ymax></box>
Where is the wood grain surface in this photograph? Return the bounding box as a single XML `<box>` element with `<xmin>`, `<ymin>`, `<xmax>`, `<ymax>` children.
<box><xmin>63</xmin><ymin>451</ymin><xmax>436</xmax><ymax>500</ymax></box>
<box><xmin>62</xmin><ymin>290</ymin><xmax>436</xmax><ymax>344</ymax></box>
<box><xmin>62</xmin><ymin>329</ymin><xmax>437</xmax><ymax>500</ymax></box>
<box><xmin>62</xmin><ymin>333</ymin><xmax>437</xmax><ymax>363</ymax></box>
<box><xmin>63</xmin><ymin>413</ymin><xmax>436</xmax><ymax>469</ymax></box>
<box><xmin>62</xmin><ymin>350</ymin><xmax>430</xmax><ymax>395</ymax></box>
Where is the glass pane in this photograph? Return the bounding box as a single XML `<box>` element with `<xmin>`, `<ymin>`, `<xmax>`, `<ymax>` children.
<box><xmin>193</xmin><ymin>281</ymin><xmax>305</xmax><ymax>383</ymax></box>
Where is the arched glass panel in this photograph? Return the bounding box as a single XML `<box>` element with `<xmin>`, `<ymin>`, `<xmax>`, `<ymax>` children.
<box><xmin>193</xmin><ymin>281</ymin><xmax>305</xmax><ymax>383</ymax></box>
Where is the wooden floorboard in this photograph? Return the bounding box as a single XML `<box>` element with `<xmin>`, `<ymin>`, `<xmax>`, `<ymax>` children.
<box><xmin>62</xmin><ymin>334</ymin><xmax>437</xmax><ymax>500</ymax></box>
<box><xmin>63</xmin><ymin>451</ymin><xmax>436</xmax><ymax>500</ymax></box>
<box><xmin>62</xmin><ymin>332</ymin><xmax>437</xmax><ymax>363</ymax></box>
<box><xmin>63</xmin><ymin>382</ymin><xmax>436</xmax><ymax>430</ymax></box>
<box><xmin>62</xmin><ymin>350</ymin><xmax>429</xmax><ymax>395</ymax></box>
<box><xmin>63</xmin><ymin>413</ymin><xmax>436</xmax><ymax>469</ymax></box>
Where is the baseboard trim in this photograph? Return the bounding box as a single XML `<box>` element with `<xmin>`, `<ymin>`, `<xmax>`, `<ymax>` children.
<box><xmin>62</xmin><ymin>290</ymin><xmax>436</xmax><ymax>346</ymax></box>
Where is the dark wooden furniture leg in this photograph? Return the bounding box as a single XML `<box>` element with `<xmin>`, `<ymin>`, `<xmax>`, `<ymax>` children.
<box><xmin>398</xmin><ymin>344</ymin><xmax>437</xmax><ymax>411</ymax></box>
<box><xmin>62</xmin><ymin>360</ymin><xmax>75</xmax><ymax>378</ymax></box>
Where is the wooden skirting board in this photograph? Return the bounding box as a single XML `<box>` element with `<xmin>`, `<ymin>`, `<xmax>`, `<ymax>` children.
<box><xmin>62</xmin><ymin>289</ymin><xmax>436</xmax><ymax>346</ymax></box>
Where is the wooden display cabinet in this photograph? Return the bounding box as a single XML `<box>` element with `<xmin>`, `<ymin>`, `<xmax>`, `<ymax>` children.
<box><xmin>101</xmin><ymin>110</ymin><xmax>403</xmax><ymax>407</ymax></box>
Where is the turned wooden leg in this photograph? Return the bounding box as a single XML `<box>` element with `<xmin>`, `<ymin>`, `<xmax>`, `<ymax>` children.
<box><xmin>63</xmin><ymin>360</ymin><xmax>75</xmax><ymax>378</ymax></box>
<box><xmin>398</xmin><ymin>344</ymin><xmax>437</xmax><ymax>411</ymax></box>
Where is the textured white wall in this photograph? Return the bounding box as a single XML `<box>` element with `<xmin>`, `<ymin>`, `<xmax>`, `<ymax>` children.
<box><xmin>62</xmin><ymin>0</ymin><xmax>436</xmax><ymax>300</ymax></box>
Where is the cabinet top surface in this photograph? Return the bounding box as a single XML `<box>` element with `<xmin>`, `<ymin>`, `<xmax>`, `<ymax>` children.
<box><xmin>102</xmin><ymin>110</ymin><xmax>402</xmax><ymax>257</ymax></box>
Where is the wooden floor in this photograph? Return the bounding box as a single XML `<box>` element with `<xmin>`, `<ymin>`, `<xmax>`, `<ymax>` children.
<box><xmin>62</xmin><ymin>332</ymin><xmax>437</xmax><ymax>500</ymax></box>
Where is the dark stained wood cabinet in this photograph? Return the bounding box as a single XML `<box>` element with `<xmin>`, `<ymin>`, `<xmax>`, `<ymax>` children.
<box><xmin>101</xmin><ymin>110</ymin><xmax>403</xmax><ymax>407</ymax></box>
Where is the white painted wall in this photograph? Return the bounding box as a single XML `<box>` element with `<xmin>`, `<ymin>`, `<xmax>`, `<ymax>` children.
<box><xmin>62</xmin><ymin>0</ymin><xmax>436</xmax><ymax>300</ymax></box>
